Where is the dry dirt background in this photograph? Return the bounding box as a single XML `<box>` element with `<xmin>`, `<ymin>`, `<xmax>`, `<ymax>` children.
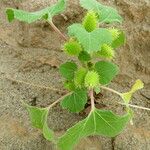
<box><xmin>0</xmin><ymin>0</ymin><xmax>150</xmax><ymax>150</ymax></box>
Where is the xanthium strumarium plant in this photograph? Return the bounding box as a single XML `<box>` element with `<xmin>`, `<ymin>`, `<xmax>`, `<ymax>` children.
<box><xmin>6</xmin><ymin>0</ymin><xmax>145</xmax><ymax>150</ymax></box>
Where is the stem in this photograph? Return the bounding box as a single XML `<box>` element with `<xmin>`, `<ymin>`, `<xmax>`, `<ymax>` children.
<box><xmin>100</xmin><ymin>86</ymin><xmax>121</xmax><ymax>96</ymax></box>
<box><xmin>49</xmin><ymin>21</ymin><xmax>68</xmax><ymax>41</ymax></box>
<box><xmin>47</xmin><ymin>92</ymin><xmax>71</xmax><ymax>109</ymax></box>
<box><xmin>89</xmin><ymin>89</ymin><xmax>95</xmax><ymax>111</ymax></box>
<box><xmin>118</xmin><ymin>102</ymin><xmax>150</xmax><ymax>111</ymax></box>
<box><xmin>100</xmin><ymin>86</ymin><xmax>150</xmax><ymax>111</ymax></box>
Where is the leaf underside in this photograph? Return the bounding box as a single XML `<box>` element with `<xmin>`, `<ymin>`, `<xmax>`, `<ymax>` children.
<box><xmin>121</xmin><ymin>79</ymin><xmax>144</xmax><ymax>103</ymax></box>
<box><xmin>6</xmin><ymin>0</ymin><xmax>66</xmax><ymax>23</ymax></box>
<box><xmin>58</xmin><ymin>108</ymin><xmax>130</xmax><ymax>150</ymax></box>
<box><xmin>68</xmin><ymin>24</ymin><xmax>112</xmax><ymax>53</ymax></box>
<box><xmin>80</xmin><ymin>0</ymin><xmax>123</xmax><ymax>23</ymax></box>
<box><xmin>95</xmin><ymin>61</ymin><xmax>119</xmax><ymax>85</ymax></box>
<box><xmin>61</xmin><ymin>89</ymin><xmax>87</xmax><ymax>113</ymax></box>
<box><xmin>26</xmin><ymin>105</ymin><xmax>54</xmax><ymax>141</ymax></box>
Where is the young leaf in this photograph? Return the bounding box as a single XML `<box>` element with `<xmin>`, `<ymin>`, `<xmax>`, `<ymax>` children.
<box><xmin>59</xmin><ymin>61</ymin><xmax>77</xmax><ymax>80</ymax></box>
<box><xmin>78</xmin><ymin>51</ymin><xmax>91</xmax><ymax>62</ymax></box>
<box><xmin>6</xmin><ymin>0</ymin><xmax>67</xmax><ymax>23</ymax></box>
<box><xmin>26</xmin><ymin>105</ymin><xmax>54</xmax><ymax>141</ymax></box>
<box><xmin>60</xmin><ymin>89</ymin><xmax>87</xmax><ymax>113</ymax></box>
<box><xmin>121</xmin><ymin>79</ymin><xmax>144</xmax><ymax>103</ymax></box>
<box><xmin>94</xmin><ymin>86</ymin><xmax>101</xmax><ymax>94</ymax></box>
<box><xmin>95</xmin><ymin>61</ymin><xmax>119</xmax><ymax>85</ymax></box>
<box><xmin>111</xmin><ymin>31</ymin><xmax>125</xmax><ymax>49</ymax></box>
<box><xmin>58</xmin><ymin>108</ymin><xmax>131</xmax><ymax>150</ymax></box>
<box><xmin>68</xmin><ymin>24</ymin><xmax>112</xmax><ymax>53</ymax></box>
<box><xmin>80</xmin><ymin>0</ymin><xmax>123</xmax><ymax>23</ymax></box>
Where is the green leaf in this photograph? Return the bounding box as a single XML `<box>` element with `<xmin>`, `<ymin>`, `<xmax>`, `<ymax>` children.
<box><xmin>59</xmin><ymin>61</ymin><xmax>77</xmax><ymax>80</ymax></box>
<box><xmin>94</xmin><ymin>86</ymin><xmax>101</xmax><ymax>94</ymax></box>
<box><xmin>111</xmin><ymin>31</ymin><xmax>125</xmax><ymax>49</ymax></box>
<box><xmin>95</xmin><ymin>61</ymin><xmax>119</xmax><ymax>85</ymax></box>
<box><xmin>26</xmin><ymin>105</ymin><xmax>54</xmax><ymax>141</ymax></box>
<box><xmin>80</xmin><ymin>0</ymin><xmax>123</xmax><ymax>23</ymax></box>
<box><xmin>27</xmin><ymin>106</ymin><xmax>47</xmax><ymax>129</ymax></box>
<box><xmin>61</xmin><ymin>89</ymin><xmax>87</xmax><ymax>113</ymax></box>
<box><xmin>58</xmin><ymin>108</ymin><xmax>130</xmax><ymax>150</ymax></box>
<box><xmin>68</xmin><ymin>24</ymin><xmax>112</xmax><ymax>53</ymax></box>
<box><xmin>43</xmin><ymin>121</ymin><xmax>54</xmax><ymax>141</ymax></box>
<box><xmin>78</xmin><ymin>51</ymin><xmax>91</xmax><ymax>61</ymax></box>
<box><xmin>6</xmin><ymin>0</ymin><xmax>67</xmax><ymax>23</ymax></box>
<box><xmin>64</xmin><ymin>81</ymin><xmax>76</xmax><ymax>91</ymax></box>
<box><xmin>121</xmin><ymin>79</ymin><xmax>144</xmax><ymax>103</ymax></box>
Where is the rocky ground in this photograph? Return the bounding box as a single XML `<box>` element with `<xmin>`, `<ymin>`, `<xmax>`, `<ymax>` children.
<box><xmin>0</xmin><ymin>0</ymin><xmax>150</xmax><ymax>150</ymax></box>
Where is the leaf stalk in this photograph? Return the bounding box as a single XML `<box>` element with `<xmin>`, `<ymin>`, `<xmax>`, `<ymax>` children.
<box><xmin>100</xmin><ymin>86</ymin><xmax>121</xmax><ymax>96</ymax></box>
<box><xmin>49</xmin><ymin>21</ymin><xmax>68</xmax><ymax>41</ymax></box>
<box><xmin>47</xmin><ymin>92</ymin><xmax>71</xmax><ymax>109</ymax></box>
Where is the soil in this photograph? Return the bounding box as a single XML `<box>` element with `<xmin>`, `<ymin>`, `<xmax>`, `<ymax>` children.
<box><xmin>0</xmin><ymin>0</ymin><xmax>150</xmax><ymax>150</ymax></box>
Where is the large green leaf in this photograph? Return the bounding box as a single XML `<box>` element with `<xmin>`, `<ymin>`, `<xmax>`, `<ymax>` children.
<box><xmin>61</xmin><ymin>89</ymin><xmax>87</xmax><ymax>113</ymax></box>
<box><xmin>59</xmin><ymin>61</ymin><xmax>77</xmax><ymax>80</ymax></box>
<box><xmin>68</xmin><ymin>24</ymin><xmax>112</xmax><ymax>53</ymax></box>
<box><xmin>80</xmin><ymin>0</ymin><xmax>123</xmax><ymax>23</ymax></box>
<box><xmin>121</xmin><ymin>79</ymin><xmax>144</xmax><ymax>103</ymax></box>
<box><xmin>111</xmin><ymin>31</ymin><xmax>125</xmax><ymax>49</ymax></box>
<box><xmin>58</xmin><ymin>108</ymin><xmax>130</xmax><ymax>150</ymax></box>
<box><xmin>6</xmin><ymin>0</ymin><xmax>67</xmax><ymax>23</ymax></box>
<box><xmin>95</xmin><ymin>61</ymin><xmax>119</xmax><ymax>85</ymax></box>
<box><xmin>26</xmin><ymin>105</ymin><xmax>54</xmax><ymax>141</ymax></box>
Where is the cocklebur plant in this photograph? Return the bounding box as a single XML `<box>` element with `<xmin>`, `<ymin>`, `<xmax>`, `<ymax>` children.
<box><xmin>6</xmin><ymin>0</ymin><xmax>146</xmax><ymax>150</ymax></box>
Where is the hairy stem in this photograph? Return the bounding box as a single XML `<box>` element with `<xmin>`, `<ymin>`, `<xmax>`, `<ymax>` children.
<box><xmin>100</xmin><ymin>86</ymin><xmax>150</xmax><ymax>111</ymax></box>
<box><xmin>100</xmin><ymin>86</ymin><xmax>121</xmax><ymax>96</ymax></box>
<box><xmin>47</xmin><ymin>92</ymin><xmax>71</xmax><ymax>109</ymax></box>
<box><xmin>49</xmin><ymin>21</ymin><xmax>68</xmax><ymax>41</ymax></box>
<box><xmin>118</xmin><ymin>102</ymin><xmax>150</xmax><ymax>111</ymax></box>
<box><xmin>89</xmin><ymin>89</ymin><xmax>95</xmax><ymax>111</ymax></box>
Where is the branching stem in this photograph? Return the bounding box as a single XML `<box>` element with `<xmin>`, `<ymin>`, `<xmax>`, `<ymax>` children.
<box><xmin>118</xmin><ymin>102</ymin><xmax>150</xmax><ymax>111</ymax></box>
<box><xmin>47</xmin><ymin>92</ymin><xmax>71</xmax><ymax>109</ymax></box>
<box><xmin>49</xmin><ymin>21</ymin><xmax>68</xmax><ymax>41</ymax></box>
<box><xmin>100</xmin><ymin>86</ymin><xmax>121</xmax><ymax>96</ymax></box>
<box><xmin>100</xmin><ymin>86</ymin><xmax>150</xmax><ymax>111</ymax></box>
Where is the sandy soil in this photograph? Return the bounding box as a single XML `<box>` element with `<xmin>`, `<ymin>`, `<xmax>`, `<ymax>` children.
<box><xmin>0</xmin><ymin>0</ymin><xmax>150</xmax><ymax>150</ymax></box>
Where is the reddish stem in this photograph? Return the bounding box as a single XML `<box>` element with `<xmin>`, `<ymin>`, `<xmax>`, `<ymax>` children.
<box><xmin>49</xmin><ymin>21</ymin><xmax>68</xmax><ymax>41</ymax></box>
<box><xmin>89</xmin><ymin>89</ymin><xmax>95</xmax><ymax>110</ymax></box>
